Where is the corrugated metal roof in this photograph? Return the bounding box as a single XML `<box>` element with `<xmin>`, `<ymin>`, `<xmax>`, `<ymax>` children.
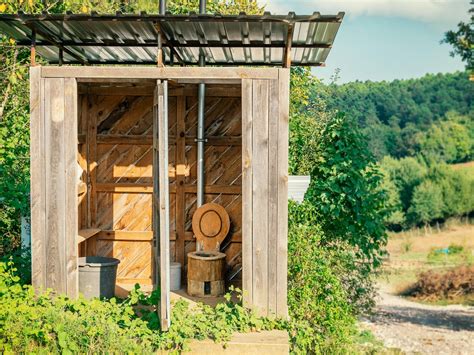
<box><xmin>0</xmin><ymin>12</ymin><xmax>344</xmax><ymax>66</ymax></box>
<box><xmin>288</xmin><ymin>175</ymin><xmax>311</xmax><ymax>203</ymax></box>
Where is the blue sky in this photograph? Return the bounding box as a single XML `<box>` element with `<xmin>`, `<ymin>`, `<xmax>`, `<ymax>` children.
<box><xmin>264</xmin><ymin>0</ymin><xmax>469</xmax><ymax>83</ymax></box>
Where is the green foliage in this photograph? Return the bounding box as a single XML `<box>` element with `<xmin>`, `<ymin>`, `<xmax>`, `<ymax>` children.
<box><xmin>381</xmin><ymin>156</ymin><xmax>427</xmax><ymax>212</ymax></box>
<box><xmin>0</xmin><ymin>0</ymin><xmax>263</xmax><ymax>15</ymax></box>
<box><xmin>159</xmin><ymin>288</ymin><xmax>284</xmax><ymax>352</ymax></box>
<box><xmin>381</xmin><ymin>157</ymin><xmax>474</xmax><ymax>229</ymax></box>
<box><xmin>288</xmin><ymin>201</ymin><xmax>377</xmax><ymax>310</ymax></box>
<box><xmin>0</xmin><ymin>37</ymin><xmax>30</xmax><ymax>255</ymax></box>
<box><xmin>317</xmin><ymin>72</ymin><xmax>473</xmax><ymax>160</ymax></box>
<box><xmin>289</xmin><ymin>67</ymin><xmax>334</xmax><ymax>175</ymax></box>
<box><xmin>442</xmin><ymin>4</ymin><xmax>473</xmax><ymax>72</ymax></box>
<box><xmin>426</xmin><ymin>245</ymin><xmax>473</xmax><ymax>266</ymax></box>
<box><xmin>407</xmin><ymin>180</ymin><xmax>444</xmax><ymax>225</ymax></box>
<box><xmin>0</xmin><ymin>261</ymin><xmax>157</xmax><ymax>353</ymax></box>
<box><xmin>0</xmin><ymin>225</ymin><xmax>366</xmax><ymax>355</ymax></box>
<box><xmin>287</xmin><ymin>201</ymin><xmax>357</xmax><ymax>354</ymax></box>
<box><xmin>0</xmin><ymin>261</ymin><xmax>286</xmax><ymax>353</ymax></box>
<box><xmin>380</xmin><ymin>168</ymin><xmax>405</xmax><ymax>228</ymax></box>
<box><xmin>305</xmin><ymin>112</ymin><xmax>388</xmax><ymax>268</ymax></box>
<box><xmin>417</xmin><ymin>113</ymin><xmax>473</xmax><ymax>163</ymax></box>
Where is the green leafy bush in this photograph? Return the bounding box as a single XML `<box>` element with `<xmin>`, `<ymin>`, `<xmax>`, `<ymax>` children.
<box><xmin>287</xmin><ymin>201</ymin><xmax>359</xmax><ymax>354</ymax></box>
<box><xmin>305</xmin><ymin>112</ymin><xmax>388</xmax><ymax>269</ymax></box>
<box><xmin>0</xmin><ymin>260</ymin><xmax>287</xmax><ymax>353</ymax></box>
<box><xmin>0</xmin><ymin>261</ymin><xmax>157</xmax><ymax>353</ymax></box>
<box><xmin>381</xmin><ymin>157</ymin><xmax>474</xmax><ymax>229</ymax></box>
<box><xmin>288</xmin><ymin>201</ymin><xmax>377</xmax><ymax>315</ymax></box>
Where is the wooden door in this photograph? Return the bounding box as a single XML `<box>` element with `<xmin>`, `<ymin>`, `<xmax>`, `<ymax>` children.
<box><xmin>153</xmin><ymin>80</ymin><xmax>171</xmax><ymax>330</ymax></box>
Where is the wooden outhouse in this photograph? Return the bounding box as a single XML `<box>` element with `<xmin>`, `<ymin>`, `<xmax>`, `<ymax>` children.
<box><xmin>0</xmin><ymin>11</ymin><xmax>343</xmax><ymax>328</ymax></box>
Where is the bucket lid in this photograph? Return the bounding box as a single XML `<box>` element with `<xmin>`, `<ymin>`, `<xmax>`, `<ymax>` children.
<box><xmin>192</xmin><ymin>203</ymin><xmax>230</xmax><ymax>251</ymax></box>
<box><xmin>79</xmin><ymin>256</ymin><xmax>120</xmax><ymax>267</ymax></box>
<box><xmin>170</xmin><ymin>262</ymin><xmax>181</xmax><ymax>269</ymax></box>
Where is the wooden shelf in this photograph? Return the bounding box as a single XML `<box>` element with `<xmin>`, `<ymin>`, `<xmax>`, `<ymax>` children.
<box><xmin>77</xmin><ymin>228</ymin><xmax>101</xmax><ymax>244</ymax></box>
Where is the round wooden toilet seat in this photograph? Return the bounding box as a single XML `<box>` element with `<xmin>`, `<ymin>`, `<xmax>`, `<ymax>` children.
<box><xmin>192</xmin><ymin>203</ymin><xmax>230</xmax><ymax>251</ymax></box>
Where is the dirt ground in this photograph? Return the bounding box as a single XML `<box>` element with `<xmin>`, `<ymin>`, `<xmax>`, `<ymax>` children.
<box><xmin>362</xmin><ymin>224</ymin><xmax>474</xmax><ymax>354</ymax></box>
<box><xmin>361</xmin><ymin>290</ymin><xmax>474</xmax><ymax>354</ymax></box>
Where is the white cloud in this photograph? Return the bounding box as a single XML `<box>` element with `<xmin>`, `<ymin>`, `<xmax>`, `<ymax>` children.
<box><xmin>264</xmin><ymin>0</ymin><xmax>470</xmax><ymax>25</ymax></box>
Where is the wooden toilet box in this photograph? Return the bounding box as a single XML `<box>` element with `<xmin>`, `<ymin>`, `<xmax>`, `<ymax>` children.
<box><xmin>187</xmin><ymin>251</ymin><xmax>226</xmax><ymax>296</ymax></box>
<box><xmin>187</xmin><ymin>203</ymin><xmax>229</xmax><ymax>297</ymax></box>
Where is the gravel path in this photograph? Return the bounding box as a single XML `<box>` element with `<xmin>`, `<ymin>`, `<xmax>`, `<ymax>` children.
<box><xmin>361</xmin><ymin>291</ymin><xmax>474</xmax><ymax>354</ymax></box>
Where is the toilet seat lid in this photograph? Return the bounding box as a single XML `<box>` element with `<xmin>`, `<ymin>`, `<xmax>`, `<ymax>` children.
<box><xmin>192</xmin><ymin>203</ymin><xmax>230</xmax><ymax>251</ymax></box>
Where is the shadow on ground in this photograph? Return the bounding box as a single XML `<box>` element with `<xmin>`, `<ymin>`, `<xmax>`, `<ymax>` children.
<box><xmin>371</xmin><ymin>304</ymin><xmax>474</xmax><ymax>331</ymax></box>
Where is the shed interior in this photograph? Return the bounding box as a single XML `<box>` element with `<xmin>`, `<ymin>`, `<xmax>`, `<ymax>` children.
<box><xmin>76</xmin><ymin>80</ymin><xmax>243</xmax><ymax>292</ymax></box>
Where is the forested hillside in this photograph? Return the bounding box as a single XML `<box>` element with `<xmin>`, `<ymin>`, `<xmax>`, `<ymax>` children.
<box><xmin>311</xmin><ymin>72</ymin><xmax>474</xmax><ymax>229</ymax></box>
<box><xmin>318</xmin><ymin>72</ymin><xmax>473</xmax><ymax>161</ymax></box>
<box><xmin>289</xmin><ymin>69</ymin><xmax>473</xmax><ymax>231</ymax></box>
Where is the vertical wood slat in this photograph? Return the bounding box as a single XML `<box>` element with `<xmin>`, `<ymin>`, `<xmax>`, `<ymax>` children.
<box><xmin>44</xmin><ymin>78</ymin><xmax>67</xmax><ymax>293</ymax></box>
<box><xmin>241</xmin><ymin>79</ymin><xmax>253</xmax><ymax>307</ymax></box>
<box><xmin>242</xmin><ymin>73</ymin><xmax>288</xmax><ymax>318</ymax></box>
<box><xmin>153</xmin><ymin>86</ymin><xmax>160</xmax><ymax>286</ymax></box>
<box><xmin>276</xmin><ymin>69</ymin><xmax>290</xmax><ymax>317</ymax></box>
<box><xmin>252</xmin><ymin>79</ymin><xmax>269</xmax><ymax>314</ymax></box>
<box><xmin>267</xmin><ymin>78</ymin><xmax>279</xmax><ymax>314</ymax></box>
<box><xmin>64</xmin><ymin>78</ymin><xmax>79</xmax><ymax>297</ymax></box>
<box><xmin>30</xmin><ymin>66</ymin><xmax>46</xmax><ymax>290</ymax></box>
<box><xmin>86</xmin><ymin>92</ymin><xmax>98</xmax><ymax>255</ymax></box>
<box><xmin>31</xmin><ymin>74</ymin><xmax>78</xmax><ymax>298</ymax></box>
<box><xmin>155</xmin><ymin>80</ymin><xmax>171</xmax><ymax>330</ymax></box>
<box><xmin>175</xmin><ymin>95</ymin><xmax>186</xmax><ymax>268</ymax></box>
<box><xmin>79</xmin><ymin>95</ymin><xmax>89</xmax><ymax>255</ymax></box>
<box><xmin>88</xmin><ymin>95</ymin><xmax>97</xmax><ymax>228</ymax></box>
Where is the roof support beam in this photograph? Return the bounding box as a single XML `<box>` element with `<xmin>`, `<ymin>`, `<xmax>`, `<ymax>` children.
<box><xmin>154</xmin><ymin>23</ymin><xmax>186</xmax><ymax>66</ymax></box>
<box><xmin>45</xmin><ymin>60</ymin><xmax>324</xmax><ymax>67</ymax></box>
<box><xmin>156</xmin><ymin>22</ymin><xmax>164</xmax><ymax>67</ymax></box>
<box><xmin>24</xmin><ymin>23</ymin><xmax>88</xmax><ymax>65</ymax></box>
<box><xmin>283</xmin><ymin>23</ymin><xmax>294</xmax><ymax>68</ymax></box>
<box><xmin>30</xmin><ymin>27</ymin><xmax>36</xmax><ymax>66</ymax></box>
<box><xmin>15</xmin><ymin>40</ymin><xmax>332</xmax><ymax>49</ymax></box>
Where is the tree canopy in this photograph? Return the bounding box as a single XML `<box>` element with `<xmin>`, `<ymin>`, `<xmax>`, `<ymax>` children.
<box><xmin>442</xmin><ymin>4</ymin><xmax>474</xmax><ymax>72</ymax></box>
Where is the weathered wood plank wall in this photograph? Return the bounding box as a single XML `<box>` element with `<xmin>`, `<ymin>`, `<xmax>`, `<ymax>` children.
<box><xmin>242</xmin><ymin>69</ymin><xmax>289</xmax><ymax>318</ymax></box>
<box><xmin>78</xmin><ymin>83</ymin><xmax>243</xmax><ymax>285</ymax></box>
<box><xmin>30</xmin><ymin>68</ymin><xmax>79</xmax><ymax>297</ymax></box>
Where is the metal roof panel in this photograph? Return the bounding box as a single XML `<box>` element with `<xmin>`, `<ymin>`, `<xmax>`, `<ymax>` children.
<box><xmin>0</xmin><ymin>12</ymin><xmax>344</xmax><ymax>66</ymax></box>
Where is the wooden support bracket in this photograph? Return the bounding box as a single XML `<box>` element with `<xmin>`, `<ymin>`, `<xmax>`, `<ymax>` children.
<box><xmin>77</xmin><ymin>228</ymin><xmax>101</xmax><ymax>244</ymax></box>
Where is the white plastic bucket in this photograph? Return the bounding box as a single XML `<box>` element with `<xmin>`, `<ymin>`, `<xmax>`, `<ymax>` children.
<box><xmin>170</xmin><ymin>262</ymin><xmax>182</xmax><ymax>291</ymax></box>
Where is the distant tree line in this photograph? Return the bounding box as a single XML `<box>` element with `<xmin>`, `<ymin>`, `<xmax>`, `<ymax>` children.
<box><xmin>381</xmin><ymin>157</ymin><xmax>473</xmax><ymax>230</ymax></box>
<box><xmin>316</xmin><ymin>72</ymin><xmax>473</xmax><ymax>161</ymax></box>
<box><xmin>303</xmin><ymin>71</ymin><xmax>474</xmax><ymax>230</ymax></box>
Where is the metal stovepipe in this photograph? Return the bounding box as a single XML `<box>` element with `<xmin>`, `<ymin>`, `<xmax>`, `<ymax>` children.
<box><xmin>196</xmin><ymin>0</ymin><xmax>207</xmax><ymax>208</ymax></box>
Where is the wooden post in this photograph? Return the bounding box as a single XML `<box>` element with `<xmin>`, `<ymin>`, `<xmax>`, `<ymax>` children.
<box><xmin>30</xmin><ymin>28</ymin><xmax>36</xmax><ymax>66</ymax></box>
<box><xmin>154</xmin><ymin>80</ymin><xmax>171</xmax><ymax>330</ymax></box>
<box><xmin>156</xmin><ymin>23</ymin><xmax>164</xmax><ymax>68</ymax></box>
<box><xmin>30</xmin><ymin>66</ymin><xmax>45</xmax><ymax>289</ymax></box>
<box><xmin>276</xmin><ymin>69</ymin><xmax>289</xmax><ymax>317</ymax></box>
<box><xmin>241</xmin><ymin>78</ymin><xmax>253</xmax><ymax>307</ymax></box>
<box><xmin>283</xmin><ymin>24</ymin><xmax>294</xmax><ymax>68</ymax></box>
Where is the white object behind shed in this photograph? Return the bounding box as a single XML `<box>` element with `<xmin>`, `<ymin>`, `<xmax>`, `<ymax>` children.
<box><xmin>288</xmin><ymin>176</ymin><xmax>311</xmax><ymax>203</ymax></box>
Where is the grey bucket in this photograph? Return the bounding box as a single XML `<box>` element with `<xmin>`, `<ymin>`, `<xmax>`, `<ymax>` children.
<box><xmin>78</xmin><ymin>256</ymin><xmax>120</xmax><ymax>299</ymax></box>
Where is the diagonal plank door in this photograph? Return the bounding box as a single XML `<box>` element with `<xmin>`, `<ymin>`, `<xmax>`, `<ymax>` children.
<box><xmin>153</xmin><ymin>80</ymin><xmax>171</xmax><ymax>330</ymax></box>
